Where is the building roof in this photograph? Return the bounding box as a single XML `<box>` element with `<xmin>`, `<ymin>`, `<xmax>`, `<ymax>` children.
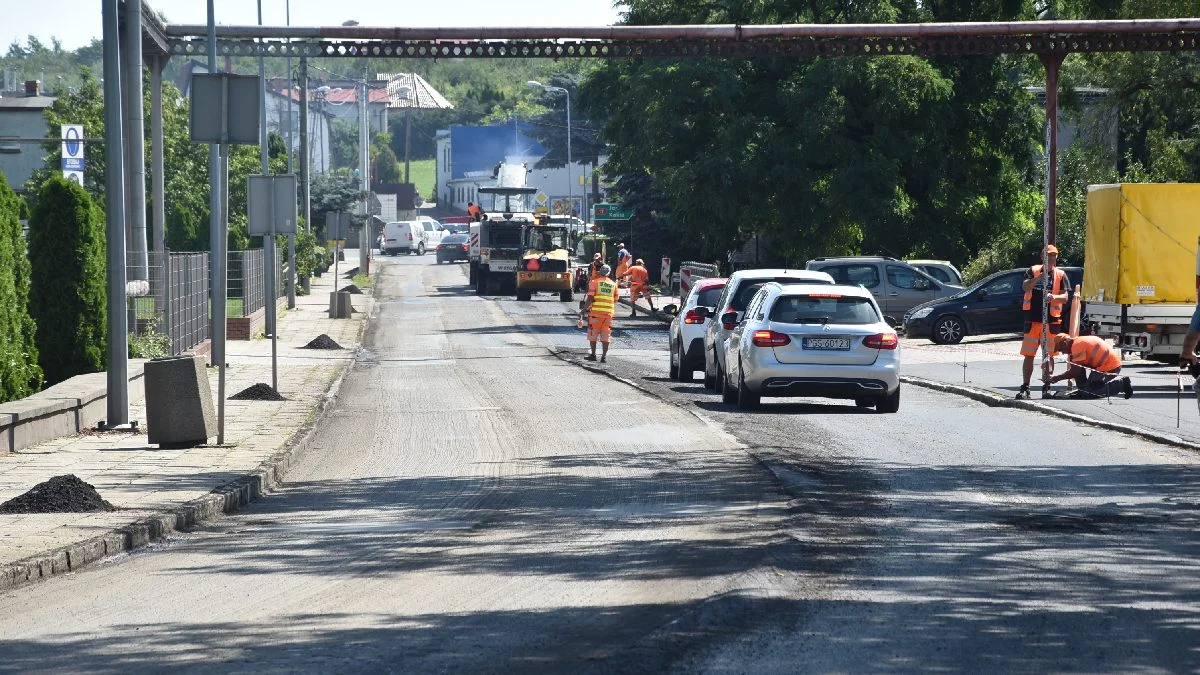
<box><xmin>323</xmin><ymin>87</ymin><xmax>390</xmax><ymax>105</ymax></box>
<box><xmin>375</xmin><ymin>72</ymin><xmax>453</xmax><ymax>110</ymax></box>
<box><xmin>0</xmin><ymin>95</ymin><xmax>56</xmax><ymax>110</ymax></box>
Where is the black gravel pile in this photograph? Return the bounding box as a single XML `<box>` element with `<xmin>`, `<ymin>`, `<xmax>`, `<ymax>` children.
<box><xmin>339</xmin><ymin>284</ymin><xmax>363</xmax><ymax>295</ymax></box>
<box><xmin>0</xmin><ymin>475</ymin><xmax>116</xmax><ymax>514</ymax></box>
<box><xmin>229</xmin><ymin>383</ymin><xmax>286</xmax><ymax>401</ymax></box>
<box><xmin>342</xmin><ymin>266</ymin><xmax>359</xmax><ymax>278</ymax></box>
<box><xmin>301</xmin><ymin>334</ymin><xmax>343</xmax><ymax>350</ymax></box>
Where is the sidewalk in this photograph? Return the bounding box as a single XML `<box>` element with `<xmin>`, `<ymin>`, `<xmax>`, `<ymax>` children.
<box><xmin>629</xmin><ymin>295</ymin><xmax>1200</xmax><ymax>452</ymax></box>
<box><xmin>0</xmin><ymin>268</ymin><xmax>371</xmax><ymax>590</ymax></box>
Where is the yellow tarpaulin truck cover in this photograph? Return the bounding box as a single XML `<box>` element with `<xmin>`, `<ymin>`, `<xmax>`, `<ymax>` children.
<box><xmin>1082</xmin><ymin>183</ymin><xmax>1200</xmax><ymax>305</ymax></box>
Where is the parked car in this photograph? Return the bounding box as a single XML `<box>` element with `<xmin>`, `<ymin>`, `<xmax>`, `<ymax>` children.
<box><xmin>903</xmin><ymin>266</ymin><xmax>1084</xmax><ymax>344</ymax></box>
<box><xmin>720</xmin><ymin>282</ymin><xmax>901</xmax><ymax>412</ymax></box>
<box><xmin>382</xmin><ymin>221</ymin><xmax>427</xmax><ymax>256</ymax></box>
<box><xmin>417</xmin><ymin>216</ymin><xmax>446</xmax><ymax>249</ymax></box>
<box><xmin>805</xmin><ymin>256</ymin><xmax>962</xmax><ymax>318</ymax></box>
<box><xmin>702</xmin><ymin>269</ymin><xmax>835</xmax><ymax>393</ymax></box>
<box><xmin>436</xmin><ymin>234</ymin><xmax>471</xmax><ymax>264</ymax></box>
<box><xmin>905</xmin><ymin>259</ymin><xmax>964</xmax><ymax>286</ymax></box>
<box><xmin>667</xmin><ymin>277</ymin><xmax>727</xmax><ymax>382</ymax></box>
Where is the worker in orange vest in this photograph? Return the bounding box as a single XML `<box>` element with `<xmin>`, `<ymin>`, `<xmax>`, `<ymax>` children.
<box><xmin>623</xmin><ymin>258</ymin><xmax>656</xmax><ymax>317</ymax></box>
<box><xmin>1048</xmin><ymin>333</ymin><xmax>1133</xmax><ymax>399</ymax></box>
<box><xmin>467</xmin><ymin>202</ymin><xmax>483</xmax><ymax>221</ymax></box>
<box><xmin>1017</xmin><ymin>244</ymin><xmax>1070</xmax><ymax>399</ymax></box>
<box><xmin>614</xmin><ymin>242</ymin><xmax>632</xmax><ymax>286</ymax></box>
<box><xmin>585</xmin><ymin>264</ymin><xmax>620</xmax><ymax>363</ymax></box>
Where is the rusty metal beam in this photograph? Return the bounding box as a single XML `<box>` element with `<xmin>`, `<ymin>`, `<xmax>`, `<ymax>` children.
<box><xmin>165</xmin><ymin>32</ymin><xmax>1200</xmax><ymax>60</ymax></box>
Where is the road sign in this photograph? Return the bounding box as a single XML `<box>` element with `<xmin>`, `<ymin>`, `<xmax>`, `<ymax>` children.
<box><xmin>368</xmin><ymin>192</ymin><xmax>382</xmax><ymax>216</ymax></box>
<box><xmin>61</xmin><ymin>124</ymin><xmax>84</xmax><ymax>183</ymax></box>
<box><xmin>661</xmin><ymin>257</ymin><xmax>671</xmax><ymax>284</ymax></box>
<box><xmin>594</xmin><ymin>203</ymin><xmax>632</xmax><ymax>220</ymax></box>
<box><xmin>190</xmin><ymin>74</ymin><xmax>260</xmax><ymax>144</ymax></box>
<box><xmin>325</xmin><ymin>211</ymin><xmax>351</xmax><ymax>240</ymax></box>
<box><xmin>247</xmin><ymin>174</ymin><xmax>298</xmax><ymax>236</ymax></box>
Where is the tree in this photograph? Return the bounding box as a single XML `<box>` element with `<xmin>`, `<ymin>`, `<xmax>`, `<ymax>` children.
<box><xmin>0</xmin><ymin>170</ymin><xmax>42</xmax><ymax>401</ymax></box>
<box><xmin>309</xmin><ymin>170</ymin><xmax>363</xmax><ymax>239</ymax></box>
<box><xmin>584</xmin><ymin>0</ymin><xmax>1044</xmax><ymax>268</ymax></box>
<box><xmin>27</xmin><ymin>177</ymin><xmax>105</xmax><ymax>386</ymax></box>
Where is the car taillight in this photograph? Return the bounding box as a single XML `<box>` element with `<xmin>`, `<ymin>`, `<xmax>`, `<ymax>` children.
<box><xmin>407</xmin><ymin>233</ymin><xmax>413</xmax><ymax>240</ymax></box>
<box><xmin>751</xmin><ymin>330</ymin><xmax>790</xmax><ymax>347</ymax></box>
<box><xmin>863</xmin><ymin>333</ymin><xmax>899</xmax><ymax>350</ymax></box>
<box><xmin>683</xmin><ymin>309</ymin><xmax>705</xmax><ymax>325</ymax></box>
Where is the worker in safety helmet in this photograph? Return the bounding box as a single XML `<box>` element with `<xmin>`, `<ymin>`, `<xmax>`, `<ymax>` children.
<box><xmin>1047</xmin><ymin>333</ymin><xmax>1133</xmax><ymax>399</ymax></box>
<box><xmin>623</xmin><ymin>258</ymin><xmax>656</xmax><ymax>317</ymax></box>
<box><xmin>585</xmin><ymin>264</ymin><xmax>620</xmax><ymax>363</ymax></box>
<box><xmin>1016</xmin><ymin>244</ymin><xmax>1070</xmax><ymax>399</ymax></box>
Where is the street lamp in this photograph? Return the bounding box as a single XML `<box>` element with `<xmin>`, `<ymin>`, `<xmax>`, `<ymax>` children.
<box><xmin>527</xmin><ymin>80</ymin><xmax>572</xmax><ymax>218</ymax></box>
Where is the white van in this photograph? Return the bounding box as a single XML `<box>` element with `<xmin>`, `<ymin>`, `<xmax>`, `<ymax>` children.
<box><xmin>417</xmin><ymin>216</ymin><xmax>445</xmax><ymax>250</ymax></box>
<box><xmin>382</xmin><ymin>220</ymin><xmax>426</xmax><ymax>256</ymax></box>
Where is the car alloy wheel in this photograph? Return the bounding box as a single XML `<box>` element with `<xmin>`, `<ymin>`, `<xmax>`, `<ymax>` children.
<box><xmin>736</xmin><ymin>364</ymin><xmax>759</xmax><ymax>410</ymax></box>
<box><xmin>669</xmin><ymin>340</ymin><xmax>680</xmax><ymax>380</ymax></box>
<box><xmin>933</xmin><ymin>315</ymin><xmax>965</xmax><ymax>345</ymax></box>
<box><xmin>721</xmin><ymin>364</ymin><xmax>737</xmax><ymax>404</ymax></box>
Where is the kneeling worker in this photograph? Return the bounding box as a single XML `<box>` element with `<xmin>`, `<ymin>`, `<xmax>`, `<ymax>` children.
<box><xmin>624</xmin><ymin>258</ymin><xmax>657</xmax><ymax>317</ymax></box>
<box><xmin>1048</xmin><ymin>333</ymin><xmax>1134</xmax><ymax>399</ymax></box>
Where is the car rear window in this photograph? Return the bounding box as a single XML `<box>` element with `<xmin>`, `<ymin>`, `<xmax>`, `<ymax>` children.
<box><xmin>693</xmin><ymin>285</ymin><xmax>724</xmax><ymax>308</ymax></box>
<box><xmin>769</xmin><ymin>294</ymin><xmax>880</xmax><ymax>325</ymax></box>
<box><xmin>442</xmin><ymin>234</ymin><xmax>468</xmax><ymax>244</ymax></box>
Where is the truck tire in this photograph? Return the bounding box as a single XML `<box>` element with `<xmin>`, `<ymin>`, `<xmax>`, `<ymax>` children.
<box><xmin>477</xmin><ymin>274</ymin><xmax>488</xmax><ymax>295</ymax></box>
<box><xmin>469</xmin><ymin>264</ymin><xmax>477</xmax><ymax>284</ymax></box>
<box><xmin>517</xmin><ymin>289</ymin><xmax>532</xmax><ymax>301</ymax></box>
<box><xmin>560</xmin><ymin>289</ymin><xmax>573</xmax><ymax>302</ymax></box>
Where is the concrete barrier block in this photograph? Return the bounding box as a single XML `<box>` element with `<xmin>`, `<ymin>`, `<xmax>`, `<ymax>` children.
<box><xmin>144</xmin><ymin>356</ymin><xmax>216</xmax><ymax>448</ymax></box>
<box><xmin>329</xmin><ymin>291</ymin><xmax>354</xmax><ymax>318</ymax></box>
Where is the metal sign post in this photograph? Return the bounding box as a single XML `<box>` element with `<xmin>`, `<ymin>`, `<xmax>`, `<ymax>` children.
<box><xmin>249</xmin><ymin>174</ymin><xmax>298</xmax><ymax>392</ymax></box>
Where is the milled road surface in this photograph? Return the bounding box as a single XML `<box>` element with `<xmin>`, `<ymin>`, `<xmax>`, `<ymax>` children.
<box><xmin>0</xmin><ymin>256</ymin><xmax>1198</xmax><ymax>673</ymax></box>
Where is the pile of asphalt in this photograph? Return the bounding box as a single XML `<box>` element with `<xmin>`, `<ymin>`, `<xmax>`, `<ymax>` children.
<box><xmin>342</xmin><ymin>266</ymin><xmax>359</xmax><ymax>278</ymax></box>
<box><xmin>0</xmin><ymin>475</ymin><xmax>116</xmax><ymax>514</ymax></box>
<box><xmin>229</xmin><ymin>383</ymin><xmax>286</xmax><ymax>401</ymax></box>
<box><xmin>339</xmin><ymin>284</ymin><xmax>363</xmax><ymax>295</ymax></box>
<box><xmin>301</xmin><ymin>334</ymin><xmax>343</xmax><ymax>350</ymax></box>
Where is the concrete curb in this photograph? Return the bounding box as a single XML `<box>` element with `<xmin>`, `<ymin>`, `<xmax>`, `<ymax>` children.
<box><xmin>0</xmin><ymin>343</ymin><xmax>358</xmax><ymax>593</ymax></box>
<box><xmin>901</xmin><ymin>375</ymin><xmax>1200</xmax><ymax>453</ymax></box>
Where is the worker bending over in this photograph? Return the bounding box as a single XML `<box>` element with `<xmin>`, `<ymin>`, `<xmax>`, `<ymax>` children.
<box><xmin>1048</xmin><ymin>334</ymin><xmax>1134</xmax><ymax>399</ymax></box>
<box><xmin>623</xmin><ymin>258</ymin><xmax>656</xmax><ymax>317</ymax></box>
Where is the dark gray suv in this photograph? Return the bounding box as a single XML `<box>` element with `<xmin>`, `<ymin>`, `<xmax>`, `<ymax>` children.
<box><xmin>805</xmin><ymin>256</ymin><xmax>962</xmax><ymax>319</ymax></box>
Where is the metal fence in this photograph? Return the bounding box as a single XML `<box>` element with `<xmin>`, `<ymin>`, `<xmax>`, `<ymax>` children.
<box><xmin>128</xmin><ymin>248</ymin><xmax>282</xmax><ymax>355</ymax></box>
<box><xmin>678</xmin><ymin>261</ymin><xmax>721</xmax><ymax>300</ymax></box>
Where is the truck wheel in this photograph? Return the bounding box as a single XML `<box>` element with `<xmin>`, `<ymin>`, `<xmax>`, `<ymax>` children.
<box><xmin>560</xmin><ymin>289</ymin><xmax>573</xmax><ymax>302</ymax></box>
<box><xmin>417</xmin><ymin>242</ymin><xmax>426</xmax><ymax>256</ymax></box>
<box><xmin>517</xmin><ymin>289</ymin><xmax>532</xmax><ymax>301</ymax></box>
<box><xmin>477</xmin><ymin>275</ymin><xmax>488</xmax><ymax>295</ymax></box>
<box><xmin>469</xmin><ymin>265</ymin><xmax>477</xmax><ymax>284</ymax></box>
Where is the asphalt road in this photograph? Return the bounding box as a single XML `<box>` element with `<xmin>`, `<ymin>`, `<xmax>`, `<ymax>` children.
<box><xmin>1</xmin><ymin>255</ymin><xmax>1198</xmax><ymax>673</ymax></box>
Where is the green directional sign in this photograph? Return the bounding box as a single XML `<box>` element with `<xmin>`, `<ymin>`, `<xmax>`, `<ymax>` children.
<box><xmin>593</xmin><ymin>203</ymin><xmax>633</xmax><ymax>221</ymax></box>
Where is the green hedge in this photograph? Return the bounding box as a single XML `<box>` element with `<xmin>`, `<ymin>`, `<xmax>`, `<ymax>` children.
<box><xmin>0</xmin><ymin>171</ymin><xmax>42</xmax><ymax>401</ymax></box>
<box><xmin>28</xmin><ymin>177</ymin><xmax>106</xmax><ymax>386</ymax></box>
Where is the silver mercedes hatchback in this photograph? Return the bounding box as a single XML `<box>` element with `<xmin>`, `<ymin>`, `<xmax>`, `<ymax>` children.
<box><xmin>719</xmin><ymin>282</ymin><xmax>901</xmax><ymax>412</ymax></box>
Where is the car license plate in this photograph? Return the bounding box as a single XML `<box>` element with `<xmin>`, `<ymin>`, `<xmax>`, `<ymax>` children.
<box><xmin>802</xmin><ymin>337</ymin><xmax>850</xmax><ymax>350</ymax></box>
<box><xmin>490</xmin><ymin>261</ymin><xmax>517</xmax><ymax>272</ymax></box>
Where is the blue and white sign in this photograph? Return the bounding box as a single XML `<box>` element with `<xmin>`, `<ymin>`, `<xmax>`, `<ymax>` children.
<box><xmin>60</xmin><ymin>124</ymin><xmax>84</xmax><ymax>183</ymax></box>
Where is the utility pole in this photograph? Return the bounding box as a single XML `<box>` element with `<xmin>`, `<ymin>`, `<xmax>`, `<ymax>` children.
<box><xmin>285</xmin><ymin>0</ymin><xmax>296</xmax><ymax>308</ymax></box>
<box><xmin>258</xmin><ymin>0</ymin><xmax>278</xmax><ymax>392</ymax></box>
<box><xmin>359</xmin><ymin>73</ymin><xmax>370</xmax><ymax>274</ymax></box>
<box><xmin>101</xmin><ymin>0</ymin><xmax>129</xmax><ymax>428</ymax></box>
<box><xmin>206</xmin><ymin>0</ymin><xmax>228</xmax><ymax>444</ymax></box>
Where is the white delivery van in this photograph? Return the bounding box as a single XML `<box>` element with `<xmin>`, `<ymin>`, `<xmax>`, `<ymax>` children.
<box><xmin>417</xmin><ymin>216</ymin><xmax>445</xmax><ymax>250</ymax></box>
<box><xmin>382</xmin><ymin>221</ymin><xmax>426</xmax><ymax>256</ymax></box>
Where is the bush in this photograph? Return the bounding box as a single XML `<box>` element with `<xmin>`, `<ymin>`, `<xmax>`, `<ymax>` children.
<box><xmin>28</xmin><ymin>177</ymin><xmax>107</xmax><ymax>385</ymax></box>
<box><xmin>0</xmin><ymin>171</ymin><xmax>42</xmax><ymax>400</ymax></box>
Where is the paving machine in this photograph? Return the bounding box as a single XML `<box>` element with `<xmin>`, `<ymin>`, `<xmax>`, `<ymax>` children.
<box><xmin>473</xmin><ymin>164</ymin><xmax>537</xmax><ymax>295</ymax></box>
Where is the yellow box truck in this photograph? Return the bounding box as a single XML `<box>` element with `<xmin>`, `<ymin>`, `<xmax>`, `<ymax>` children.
<box><xmin>1083</xmin><ymin>183</ymin><xmax>1200</xmax><ymax>362</ymax></box>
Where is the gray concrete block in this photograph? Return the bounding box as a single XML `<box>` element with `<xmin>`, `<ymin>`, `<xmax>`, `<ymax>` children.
<box><xmin>144</xmin><ymin>356</ymin><xmax>216</xmax><ymax>448</ymax></box>
<box><xmin>328</xmin><ymin>291</ymin><xmax>354</xmax><ymax>318</ymax></box>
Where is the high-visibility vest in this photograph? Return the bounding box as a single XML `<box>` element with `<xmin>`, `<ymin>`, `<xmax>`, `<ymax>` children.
<box><xmin>589</xmin><ymin>277</ymin><xmax>618</xmax><ymax>315</ymax></box>
<box><xmin>627</xmin><ymin>265</ymin><xmax>649</xmax><ymax>285</ymax></box>
<box><xmin>1070</xmin><ymin>335</ymin><xmax>1121</xmax><ymax>373</ymax></box>
<box><xmin>1022</xmin><ymin>264</ymin><xmax>1068</xmax><ymax>319</ymax></box>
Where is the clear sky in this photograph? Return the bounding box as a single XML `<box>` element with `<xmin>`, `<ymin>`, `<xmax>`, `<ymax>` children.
<box><xmin>3</xmin><ymin>0</ymin><xmax>628</xmax><ymax>52</ymax></box>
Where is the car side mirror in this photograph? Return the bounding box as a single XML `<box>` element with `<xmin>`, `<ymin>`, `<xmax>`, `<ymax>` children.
<box><xmin>695</xmin><ymin>306</ymin><xmax>711</xmax><ymax>318</ymax></box>
<box><xmin>720</xmin><ymin>311</ymin><xmax>740</xmax><ymax>327</ymax></box>
<box><xmin>883</xmin><ymin>315</ymin><xmax>898</xmax><ymax>327</ymax></box>
<box><xmin>663</xmin><ymin>304</ymin><xmax>679</xmax><ymax>316</ymax></box>
<box><xmin>976</xmin><ymin>288</ymin><xmax>989</xmax><ymax>299</ymax></box>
